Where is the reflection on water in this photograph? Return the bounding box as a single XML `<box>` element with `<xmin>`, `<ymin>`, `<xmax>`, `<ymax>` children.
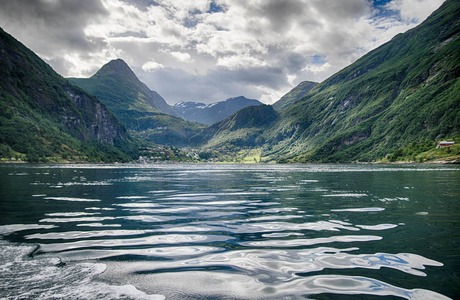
<box><xmin>0</xmin><ymin>163</ymin><xmax>459</xmax><ymax>299</ymax></box>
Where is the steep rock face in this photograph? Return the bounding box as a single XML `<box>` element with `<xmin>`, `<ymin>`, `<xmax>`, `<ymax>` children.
<box><xmin>0</xmin><ymin>27</ymin><xmax>133</xmax><ymax>160</ymax></box>
<box><xmin>69</xmin><ymin>59</ymin><xmax>205</xmax><ymax>146</ymax></box>
<box><xmin>63</xmin><ymin>86</ymin><xmax>127</xmax><ymax>143</ymax></box>
<box><xmin>173</xmin><ymin>96</ymin><xmax>263</xmax><ymax>125</ymax></box>
<box><xmin>70</xmin><ymin>59</ymin><xmax>177</xmax><ymax>121</ymax></box>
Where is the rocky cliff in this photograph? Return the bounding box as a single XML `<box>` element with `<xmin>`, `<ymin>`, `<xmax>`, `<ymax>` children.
<box><xmin>0</xmin><ymin>27</ymin><xmax>136</xmax><ymax>162</ymax></box>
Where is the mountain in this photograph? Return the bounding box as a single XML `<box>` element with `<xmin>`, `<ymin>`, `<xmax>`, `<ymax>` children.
<box><xmin>268</xmin><ymin>0</ymin><xmax>460</xmax><ymax>162</ymax></box>
<box><xmin>69</xmin><ymin>59</ymin><xmax>204</xmax><ymax>147</ymax></box>
<box><xmin>193</xmin><ymin>0</ymin><xmax>459</xmax><ymax>163</ymax></box>
<box><xmin>69</xmin><ymin>59</ymin><xmax>177</xmax><ymax>125</ymax></box>
<box><xmin>0</xmin><ymin>27</ymin><xmax>137</xmax><ymax>162</ymax></box>
<box><xmin>272</xmin><ymin>81</ymin><xmax>318</xmax><ymax>111</ymax></box>
<box><xmin>190</xmin><ymin>105</ymin><xmax>278</xmax><ymax>148</ymax></box>
<box><xmin>173</xmin><ymin>96</ymin><xmax>263</xmax><ymax>125</ymax></box>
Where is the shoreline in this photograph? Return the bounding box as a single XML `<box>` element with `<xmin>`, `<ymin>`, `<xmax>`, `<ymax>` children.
<box><xmin>1</xmin><ymin>159</ymin><xmax>459</xmax><ymax>165</ymax></box>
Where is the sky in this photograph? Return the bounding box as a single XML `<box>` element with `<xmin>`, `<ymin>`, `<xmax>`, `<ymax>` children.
<box><xmin>0</xmin><ymin>0</ymin><xmax>445</xmax><ymax>104</ymax></box>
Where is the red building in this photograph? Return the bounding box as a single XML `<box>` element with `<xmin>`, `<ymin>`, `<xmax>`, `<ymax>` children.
<box><xmin>437</xmin><ymin>141</ymin><xmax>455</xmax><ymax>148</ymax></box>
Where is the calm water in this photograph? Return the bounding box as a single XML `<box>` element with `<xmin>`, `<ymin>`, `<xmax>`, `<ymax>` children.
<box><xmin>0</xmin><ymin>163</ymin><xmax>459</xmax><ymax>299</ymax></box>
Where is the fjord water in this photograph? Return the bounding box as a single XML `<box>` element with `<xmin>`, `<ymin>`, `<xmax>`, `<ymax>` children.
<box><xmin>0</xmin><ymin>164</ymin><xmax>459</xmax><ymax>299</ymax></box>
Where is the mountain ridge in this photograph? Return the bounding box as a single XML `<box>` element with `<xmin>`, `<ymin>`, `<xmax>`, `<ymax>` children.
<box><xmin>173</xmin><ymin>96</ymin><xmax>263</xmax><ymax>125</ymax></box>
<box><xmin>272</xmin><ymin>81</ymin><xmax>318</xmax><ymax>111</ymax></box>
<box><xmin>0</xmin><ymin>27</ymin><xmax>137</xmax><ymax>162</ymax></box>
<box><xmin>271</xmin><ymin>0</ymin><xmax>460</xmax><ymax>162</ymax></box>
<box><xmin>70</xmin><ymin>59</ymin><xmax>205</xmax><ymax>147</ymax></box>
<box><xmin>192</xmin><ymin>0</ymin><xmax>459</xmax><ymax>163</ymax></box>
<box><xmin>70</xmin><ymin>59</ymin><xmax>177</xmax><ymax>118</ymax></box>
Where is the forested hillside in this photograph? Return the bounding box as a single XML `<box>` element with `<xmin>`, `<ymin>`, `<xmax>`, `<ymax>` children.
<box><xmin>70</xmin><ymin>59</ymin><xmax>205</xmax><ymax>147</ymax></box>
<box><xmin>194</xmin><ymin>0</ymin><xmax>459</xmax><ymax>163</ymax></box>
<box><xmin>265</xmin><ymin>0</ymin><xmax>459</xmax><ymax>162</ymax></box>
<box><xmin>0</xmin><ymin>28</ymin><xmax>138</xmax><ymax>162</ymax></box>
<box><xmin>272</xmin><ymin>81</ymin><xmax>318</xmax><ymax>112</ymax></box>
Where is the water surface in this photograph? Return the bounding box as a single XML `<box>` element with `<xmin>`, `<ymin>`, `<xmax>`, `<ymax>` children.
<box><xmin>1</xmin><ymin>163</ymin><xmax>459</xmax><ymax>299</ymax></box>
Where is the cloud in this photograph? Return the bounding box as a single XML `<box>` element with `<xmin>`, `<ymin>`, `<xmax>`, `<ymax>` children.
<box><xmin>0</xmin><ymin>0</ymin><xmax>445</xmax><ymax>104</ymax></box>
<box><xmin>385</xmin><ymin>0</ymin><xmax>445</xmax><ymax>22</ymax></box>
<box><xmin>0</xmin><ymin>0</ymin><xmax>110</xmax><ymax>76</ymax></box>
<box><xmin>169</xmin><ymin>51</ymin><xmax>193</xmax><ymax>63</ymax></box>
<box><xmin>142</xmin><ymin>60</ymin><xmax>165</xmax><ymax>72</ymax></box>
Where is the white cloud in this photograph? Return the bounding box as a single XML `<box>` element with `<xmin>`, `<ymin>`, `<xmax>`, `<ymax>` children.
<box><xmin>217</xmin><ymin>55</ymin><xmax>267</xmax><ymax>70</ymax></box>
<box><xmin>170</xmin><ymin>51</ymin><xmax>193</xmax><ymax>63</ymax></box>
<box><xmin>386</xmin><ymin>0</ymin><xmax>445</xmax><ymax>22</ymax></box>
<box><xmin>0</xmin><ymin>0</ymin><xmax>446</xmax><ymax>104</ymax></box>
<box><xmin>142</xmin><ymin>60</ymin><xmax>164</xmax><ymax>72</ymax></box>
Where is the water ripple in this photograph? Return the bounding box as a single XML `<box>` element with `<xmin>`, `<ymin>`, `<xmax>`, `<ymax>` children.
<box><xmin>1</xmin><ymin>163</ymin><xmax>456</xmax><ymax>299</ymax></box>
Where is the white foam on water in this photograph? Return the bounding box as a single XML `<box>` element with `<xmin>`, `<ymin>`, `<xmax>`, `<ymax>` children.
<box><xmin>0</xmin><ymin>239</ymin><xmax>164</xmax><ymax>300</ymax></box>
<box><xmin>8</xmin><ymin>172</ymin><xmax>29</xmax><ymax>176</ymax></box>
<box><xmin>226</xmin><ymin>220</ymin><xmax>361</xmax><ymax>234</ymax></box>
<box><xmin>240</xmin><ymin>235</ymin><xmax>382</xmax><ymax>248</ymax></box>
<box><xmin>58</xmin><ymin>246</ymin><xmax>225</xmax><ymax>261</ymax></box>
<box><xmin>331</xmin><ymin>207</ymin><xmax>385</xmax><ymax>212</ymax></box>
<box><xmin>108</xmin><ymin>247</ymin><xmax>447</xmax><ymax>298</ymax></box>
<box><xmin>45</xmin><ymin>212</ymin><xmax>99</xmax><ymax>217</ymax></box>
<box><xmin>323</xmin><ymin>193</ymin><xmax>368</xmax><ymax>197</ymax></box>
<box><xmin>152</xmin><ymin>226</ymin><xmax>213</xmax><ymax>233</ymax></box>
<box><xmin>416</xmin><ymin>212</ymin><xmax>429</xmax><ymax>215</ymax></box>
<box><xmin>148</xmin><ymin>190</ymin><xmax>178</xmax><ymax>193</ymax></box>
<box><xmin>190</xmin><ymin>200</ymin><xmax>251</xmax><ymax>206</ymax></box>
<box><xmin>247</xmin><ymin>215</ymin><xmax>304</xmax><ymax>222</ymax></box>
<box><xmin>44</xmin><ymin>197</ymin><xmax>101</xmax><ymax>202</ymax></box>
<box><xmin>54</xmin><ymin>181</ymin><xmax>113</xmax><ymax>186</ymax></box>
<box><xmin>26</xmin><ymin>229</ymin><xmax>150</xmax><ymax>240</ymax></box>
<box><xmin>262</xmin><ymin>232</ymin><xmax>305</xmax><ymax>238</ymax></box>
<box><xmin>115</xmin><ymin>203</ymin><xmax>161</xmax><ymax>208</ymax></box>
<box><xmin>116</xmin><ymin>196</ymin><xmax>149</xmax><ymax>199</ymax></box>
<box><xmin>77</xmin><ymin>223</ymin><xmax>122</xmax><ymax>228</ymax></box>
<box><xmin>121</xmin><ymin>215</ymin><xmax>175</xmax><ymax>223</ymax></box>
<box><xmin>378</xmin><ymin>197</ymin><xmax>410</xmax><ymax>202</ymax></box>
<box><xmin>39</xmin><ymin>216</ymin><xmax>116</xmax><ymax>223</ymax></box>
<box><xmin>38</xmin><ymin>234</ymin><xmax>232</xmax><ymax>253</ymax></box>
<box><xmin>0</xmin><ymin>224</ymin><xmax>57</xmax><ymax>235</ymax></box>
<box><xmin>356</xmin><ymin>224</ymin><xmax>399</xmax><ymax>230</ymax></box>
<box><xmin>85</xmin><ymin>207</ymin><xmax>116</xmax><ymax>211</ymax></box>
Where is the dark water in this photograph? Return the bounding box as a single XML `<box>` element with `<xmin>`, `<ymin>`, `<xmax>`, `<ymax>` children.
<box><xmin>0</xmin><ymin>163</ymin><xmax>459</xmax><ymax>299</ymax></box>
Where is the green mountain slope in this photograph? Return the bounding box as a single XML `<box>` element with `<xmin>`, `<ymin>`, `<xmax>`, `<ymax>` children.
<box><xmin>266</xmin><ymin>0</ymin><xmax>460</xmax><ymax>162</ymax></box>
<box><xmin>272</xmin><ymin>81</ymin><xmax>318</xmax><ymax>111</ymax></box>
<box><xmin>191</xmin><ymin>105</ymin><xmax>278</xmax><ymax>148</ymax></box>
<box><xmin>69</xmin><ymin>59</ymin><xmax>177</xmax><ymax>126</ymax></box>
<box><xmin>69</xmin><ymin>59</ymin><xmax>204</xmax><ymax>146</ymax></box>
<box><xmin>0</xmin><ymin>28</ymin><xmax>138</xmax><ymax>162</ymax></box>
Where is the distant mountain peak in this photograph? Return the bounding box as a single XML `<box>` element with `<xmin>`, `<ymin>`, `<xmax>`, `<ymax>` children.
<box><xmin>93</xmin><ymin>58</ymin><xmax>139</xmax><ymax>83</ymax></box>
<box><xmin>173</xmin><ymin>96</ymin><xmax>263</xmax><ymax>125</ymax></box>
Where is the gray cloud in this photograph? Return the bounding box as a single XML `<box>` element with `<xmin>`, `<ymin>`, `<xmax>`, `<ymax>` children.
<box><xmin>138</xmin><ymin>64</ymin><xmax>288</xmax><ymax>104</ymax></box>
<box><xmin>0</xmin><ymin>0</ymin><xmax>107</xmax><ymax>50</ymax></box>
<box><xmin>0</xmin><ymin>0</ymin><xmax>445</xmax><ymax>104</ymax></box>
<box><xmin>314</xmin><ymin>0</ymin><xmax>372</xmax><ymax>20</ymax></box>
<box><xmin>253</xmin><ymin>0</ymin><xmax>308</xmax><ymax>33</ymax></box>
